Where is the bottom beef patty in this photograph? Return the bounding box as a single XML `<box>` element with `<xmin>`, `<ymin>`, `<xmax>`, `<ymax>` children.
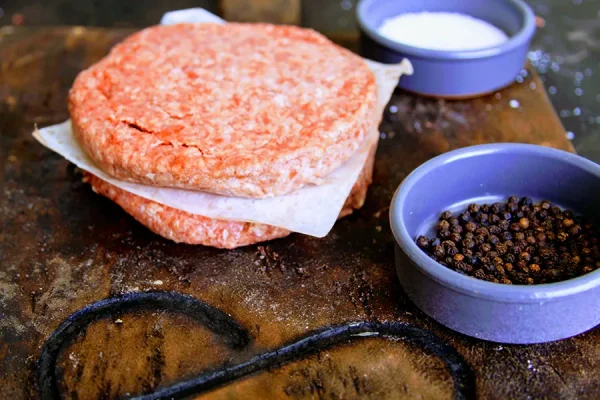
<box><xmin>84</xmin><ymin>141</ymin><xmax>377</xmax><ymax>248</ymax></box>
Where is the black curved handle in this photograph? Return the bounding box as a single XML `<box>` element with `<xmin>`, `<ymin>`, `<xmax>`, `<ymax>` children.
<box><xmin>36</xmin><ymin>291</ymin><xmax>474</xmax><ymax>400</ymax></box>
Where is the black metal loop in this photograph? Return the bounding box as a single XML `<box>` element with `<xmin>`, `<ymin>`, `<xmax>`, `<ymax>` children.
<box><xmin>36</xmin><ymin>291</ymin><xmax>474</xmax><ymax>400</ymax></box>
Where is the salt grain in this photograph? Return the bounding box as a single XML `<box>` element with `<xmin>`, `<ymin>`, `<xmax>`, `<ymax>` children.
<box><xmin>378</xmin><ymin>12</ymin><xmax>508</xmax><ymax>51</ymax></box>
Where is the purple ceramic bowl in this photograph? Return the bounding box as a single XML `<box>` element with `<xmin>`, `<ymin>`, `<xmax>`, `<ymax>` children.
<box><xmin>356</xmin><ymin>0</ymin><xmax>536</xmax><ymax>98</ymax></box>
<box><xmin>390</xmin><ymin>144</ymin><xmax>600</xmax><ymax>344</ymax></box>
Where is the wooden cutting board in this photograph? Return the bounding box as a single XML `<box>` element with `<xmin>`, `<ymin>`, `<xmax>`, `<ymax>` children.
<box><xmin>2</xmin><ymin>24</ymin><xmax>599</xmax><ymax>400</ymax></box>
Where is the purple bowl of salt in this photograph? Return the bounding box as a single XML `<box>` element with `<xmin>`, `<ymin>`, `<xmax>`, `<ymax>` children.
<box><xmin>357</xmin><ymin>0</ymin><xmax>536</xmax><ymax>98</ymax></box>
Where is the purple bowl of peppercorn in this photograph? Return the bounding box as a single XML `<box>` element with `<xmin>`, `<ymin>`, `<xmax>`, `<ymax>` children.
<box><xmin>390</xmin><ymin>143</ymin><xmax>600</xmax><ymax>344</ymax></box>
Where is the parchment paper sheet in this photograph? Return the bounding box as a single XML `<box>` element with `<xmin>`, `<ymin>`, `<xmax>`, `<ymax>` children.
<box><xmin>33</xmin><ymin>8</ymin><xmax>412</xmax><ymax>237</ymax></box>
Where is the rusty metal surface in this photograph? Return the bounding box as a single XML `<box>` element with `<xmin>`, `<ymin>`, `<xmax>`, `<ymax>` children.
<box><xmin>1</xmin><ymin>26</ymin><xmax>598</xmax><ymax>400</ymax></box>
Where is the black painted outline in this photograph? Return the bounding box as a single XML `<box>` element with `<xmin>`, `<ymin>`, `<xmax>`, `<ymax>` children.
<box><xmin>36</xmin><ymin>291</ymin><xmax>474</xmax><ymax>400</ymax></box>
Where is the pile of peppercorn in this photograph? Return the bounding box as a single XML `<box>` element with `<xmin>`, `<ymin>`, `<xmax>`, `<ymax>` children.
<box><xmin>416</xmin><ymin>196</ymin><xmax>600</xmax><ymax>285</ymax></box>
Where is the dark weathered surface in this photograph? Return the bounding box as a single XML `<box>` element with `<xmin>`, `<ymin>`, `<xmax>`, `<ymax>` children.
<box><xmin>1</xmin><ymin>26</ymin><xmax>599</xmax><ymax>400</ymax></box>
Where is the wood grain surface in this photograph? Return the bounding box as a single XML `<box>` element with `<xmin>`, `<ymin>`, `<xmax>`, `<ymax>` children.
<box><xmin>2</xmin><ymin>25</ymin><xmax>598</xmax><ymax>400</ymax></box>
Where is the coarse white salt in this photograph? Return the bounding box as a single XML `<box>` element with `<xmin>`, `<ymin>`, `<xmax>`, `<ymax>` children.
<box><xmin>378</xmin><ymin>12</ymin><xmax>509</xmax><ymax>51</ymax></box>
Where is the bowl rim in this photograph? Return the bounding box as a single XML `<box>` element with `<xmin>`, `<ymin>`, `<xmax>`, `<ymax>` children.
<box><xmin>356</xmin><ymin>0</ymin><xmax>537</xmax><ymax>60</ymax></box>
<box><xmin>390</xmin><ymin>143</ymin><xmax>600</xmax><ymax>302</ymax></box>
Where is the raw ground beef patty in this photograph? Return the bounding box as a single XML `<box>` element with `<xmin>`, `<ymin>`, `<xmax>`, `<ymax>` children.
<box><xmin>69</xmin><ymin>23</ymin><xmax>377</xmax><ymax>198</ymax></box>
<box><xmin>83</xmin><ymin>139</ymin><xmax>377</xmax><ymax>249</ymax></box>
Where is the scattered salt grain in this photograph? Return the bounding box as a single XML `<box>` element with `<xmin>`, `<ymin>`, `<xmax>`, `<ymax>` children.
<box><xmin>566</xmin><ymin>131</ymin><xmax>575</xmax><ymax>140</ymax></box>
<box><xmin>509</xmin><ymin>99</ymin><xmax>520</xmax><ymax>108</ymax></box>
<box><xmin>575</xmin><ymin>88</ymin><xmax>583</xmax><ymax>96</ymax></box>
<box><xmin>377</xmin><ymin>12</ymin><xmax>508</xmax><ymax>51</ymax></box>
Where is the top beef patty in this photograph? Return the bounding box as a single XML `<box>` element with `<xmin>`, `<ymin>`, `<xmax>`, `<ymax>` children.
<box><xmin>69</xmin><ymin>23</ymin><xmax>377</xmax><ymax>198</ymax></box>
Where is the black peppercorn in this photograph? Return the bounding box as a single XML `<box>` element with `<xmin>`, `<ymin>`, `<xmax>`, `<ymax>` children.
<box><xmin>540</xmin><ymin>200</ymin><xmax>551</xmax><ymax>210</ymax></box>
<box><xmin>551</xmin><ymin>206</ymin><xmax>562</xmax><ymax>215</ymax></box>
<box><xmin>417</xmin><ymin>236</ymin><xmax>430</xmax><ymax>249</ymax></box>
<box><xmin>505</xmin><ymin>253</ymin><xmax>515</xmax><ymax>263</ymax></box>
<box><xmin>474</xmin><ymin>269</ymin><xmax>487</xmax><ymax>280</ymax></box>
<box><xmin>570</xmin><ymin>225</ymin><xmax>582</xmax><ymax>236</ymax></box>
<box><xmin>459</xmin><ymin>212</ymin><xmax>471</xmax><ymax>224</ymax></box>
<box><xmin>489</xmin><ymin>225</ymin><xmax>502</xmax><ymax>235</ymax></box>
<box><xmin>462</xmin><ymin>239</ymin><xmax>475</xmax><ymax>249</ymax></box>
<box><xmin>451</xmin><ymin>224</ymin><xmax>463</xmax><ymax>234</ymax></box>
<box><xmin>495</xmin><ymin>243</ymin><xmax>507</xmax><ymax>255</ymax></box>
<box><xmin>442</xmin><ymin>240</ymin><xmax>455</xmax><ymax>250</ymax></box>
<box><xmin>514</xmin><ymin>232</ymin><xmax>525</xmax><ymax>241</ymax></box>
<box><xmin>475</xmin><ymin>227</ymin><xmax>489</xmax><ymax>237</ymax></box>
<box><xmin>489</xmin><ymin>235</ymin><xmax>500</xmax><ymax>245</ymax></box>
<box><xmin>439</xmin><ymin>229</ymin><xmax>452</xmax><ymax>239</ymax></box>
<box><xmin>464</xmin><ymin>222</ymin><xmax>477</xmax><ymax>233</ymax></box>
<box><xmin>519</xmin><ymin>218</ymin><xmax>530</xmax><ymax>230</ymax></box>
<box><xmin>502</xmin><ymin>231</ymin><xmax>513</xmax><ymax>241</ymax></box>
<box><xmin>456</xmin><ymin>262</ymin><xmax>472</xmax><ymax>273</ymax></box>
<box><xmin>440</xmin><ymin>211</ymin><xmax>453</xmax><ymax>220</ymax></box>
<box><xmin>563</xmin><ymin>210</ymin><xmax>574</xmax><ymax>219</ymax></box>
<box><xmin>557</xmin><ymin>232</ymin><xmax>569</xmax><ymax>242</ymax></box>
<box><xmin>433</xmin><ymin>245</ymin><xmax>445</xmax><ymax>258</ymax></box>
<box><xmin>508</xmin><ymin>196</ymin><xmax>519</xmax><ymax>204</ymax></box>
<box><xmin>519</xmin><ymin>197</ymin><xmax>533</xmax><ymax>206</ymax></box>
<box><xmin>492</xmin><ymin>203</ymin><xmax>504</xmax><ymax>214</ymax></box>
<box><xmin>465</xmin><ymin>254</ymin><xmax>478</xmax><ymax>265</ymax></box>
<box><xmin>480</xmin><ymin>243</ymin><xmax>492</xmax><ymax>253</ymax></box>
<box><xmin>476</xmin><ymin>213</ymin><xmax>489</xmax><ymax>223</ymax></box>
<box><xmin>447</xmin><ymin>246</ymin><xmax>459</xmax><ymax>256</ymax></box>
<box><xmin>450</xmin><ymin>232</ymin><xmax>462</xmax><ymax>243</ymax></box>
<box><xmin>438</xmin><ymin>220</ymin><xmax>450</xmax><ymax>231</ymax></box>
<box><xmin>468</xmin><ymin>204</ymin><xmax>480</xmax><ymax>214</ymax></box>
<box><xmin>510</xmin><ymin>223</ymin><xmax>521</xmax><ymax>232</ymax></box>
<box><xmin>519</xmin><ymin>252</ymin><xmax>531</xmax><ymax>262</ymax></box>
<box><xmin>449</xmin><ymin>217</ymin><xmax>460</xmax><ymax>226</ymax></box>
<box><xmin>515</xmin><ymin>211</ymin><xmax>525</xmax><ymax>219</ymax></box>
<box><xmin>499</xmin><ymin>220</ymin><xmax>510</xmax><ymax>231</ymax></box>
